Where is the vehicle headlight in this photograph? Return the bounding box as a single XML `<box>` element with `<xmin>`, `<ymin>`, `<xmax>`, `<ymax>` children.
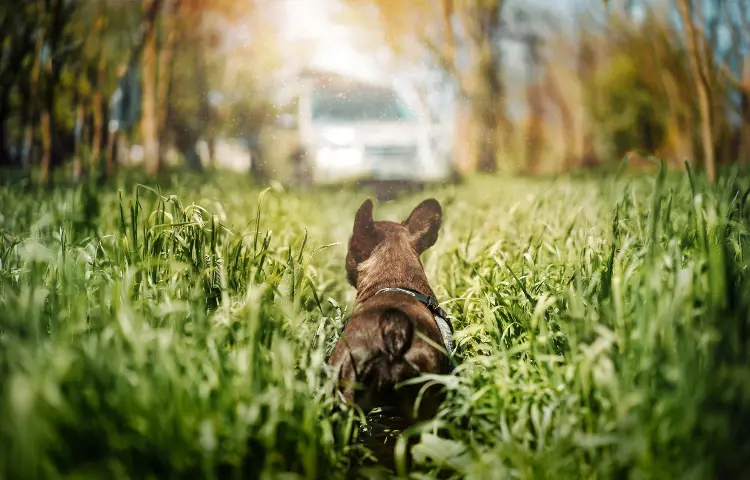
<box><xmin>317</xmin><ymin>128</ymin><xmax>355</xmax><ymax>148</ymax></box>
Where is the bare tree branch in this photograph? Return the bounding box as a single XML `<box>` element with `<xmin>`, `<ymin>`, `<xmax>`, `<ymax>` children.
<box><xmin>718</xmin><ymin>62</ymin><xmax>750</xmax><ymax>95</ymax></box>
<box><xmin>125</xmin><ymin>0</ymin><xmax>164</xmax><ymax>68</ymax></box>
<box><xmin>422</xmin><ymin>36</ymin><xmax>469</xmax><ymax>98</ymax></box>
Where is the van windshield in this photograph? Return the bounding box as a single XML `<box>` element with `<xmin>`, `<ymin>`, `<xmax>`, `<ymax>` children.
<box><xmin>310</xmin><ymin>86</ymin><xmax>417</xmax><ymax>123</ymax></box>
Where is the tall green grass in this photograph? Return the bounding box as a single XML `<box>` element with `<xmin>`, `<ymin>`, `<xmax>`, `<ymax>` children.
<box><xmin>1</xmin><ymin>166</ymin><xmax>748</xmax><ymax>479</ymax></box>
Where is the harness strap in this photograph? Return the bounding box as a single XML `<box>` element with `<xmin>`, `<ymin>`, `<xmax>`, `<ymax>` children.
<box><xmin>375</xmin><ymin>287</ymin><xmax>455</xmax><ymax>372</ymax></box>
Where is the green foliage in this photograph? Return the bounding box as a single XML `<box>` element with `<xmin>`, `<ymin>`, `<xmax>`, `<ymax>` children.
<box><xmin>581</xmin><ymin>14</ymin><xmax>702</xmax><ymax>161</ymax></box>
<box><xmin>1</xmin><ymin>167</ymin><xmax>749</xmax><ymax>478</ymax></box>
<box><xmin>588</xmin><ymin>53</ymin><xmax>667</xmax><ymax>155</ymax></box>
<box><xmin>0</xmin><ymin>177</ymin><xmax>358</xmax><ymax>478</ymax></box>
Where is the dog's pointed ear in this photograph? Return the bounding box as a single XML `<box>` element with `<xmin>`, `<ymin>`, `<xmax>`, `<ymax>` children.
<box><xmin>347</xmin><ymin>199</ymin><xmax>382</xmax><ymax>286</ymax></box>
<box><xmin>349</xmin><ymin>199</ymin><xmax>382</xmax><ymax>261</ymax></box>
<box><xmin>353</xmin><ymin>198</ymin><xmax>375</xmax><ymax>239</ymax></box>
<box><xmin>403</xmin><ymin>198</ymin><xmax>442</xmax><ymax>254</ymax></box>
<box><xmin>352</xmin><ymin>198</ymin><xmax>375</xmax><ymax>243</ymax></box>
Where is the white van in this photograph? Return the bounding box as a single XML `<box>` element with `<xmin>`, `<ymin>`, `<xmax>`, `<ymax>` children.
<box><xmin>257</xmin><ymin>69</ymin><xmax>454</xmax><ymax>189</ymax></box>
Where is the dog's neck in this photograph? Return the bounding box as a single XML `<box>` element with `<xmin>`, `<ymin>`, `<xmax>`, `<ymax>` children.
<box><xmin>354</xmin><ymin>237</ymin><xmax>434</xmax><ymax>305</ymax></box>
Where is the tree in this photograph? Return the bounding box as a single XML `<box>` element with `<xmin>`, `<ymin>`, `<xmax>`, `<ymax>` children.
<box><xmin>716</xmin><ymin>0</ymin><xmax>750</xmax><ymax>165</ymax></box>
<box><xmin>343</xmin><ymin>0</ymin><xmax>511</xmax><ymax>173</ymax></box>
<box><xmin>36</xmin><ymin>0</ymin><xmax>79</xmax><ymax>184</ymax></box>
<box><xmin>0</xmin><ymin>0</ymin><xmax>277</xmax><ymax>182</ymax></box>
<box><xmin>676</xmin><ymin>0</ymin><xmax>715</xmax><ymax>182</ymax></box>
<box><xmin>155</xmin><ymin>0</ymin><xmax>259</xmax><ymax>171</ymax></box>
<box><xmin>576</xmin><ymin>9</ymin><xmax>703</xmax><ymax>166</ymax></box>
<box><xmin>0</xmin><ymin>3</ymin><xmax>34</xmax><ymax>166</ymax></box>
<box><xmin>139</xmin><ymin>0</ymin><xmax>163</xmax><ymax>175</ymax></box>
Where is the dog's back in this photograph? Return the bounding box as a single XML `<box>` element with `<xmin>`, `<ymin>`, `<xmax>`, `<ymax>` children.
<box><xmin>365</xmin><ymin>308</ymin><xmax>415</xmax><ymax>386</ymax></box>
<box><xmin>329</xmin><ymin>291</ymin><xmax>447</xmax><ymax>421</ymax></box>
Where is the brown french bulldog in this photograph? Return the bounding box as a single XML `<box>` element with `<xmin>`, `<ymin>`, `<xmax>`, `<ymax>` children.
<box><xmin>328</xmin><ymin>198</ymin><xmax>453</xmax><ymax>424</ymax></box>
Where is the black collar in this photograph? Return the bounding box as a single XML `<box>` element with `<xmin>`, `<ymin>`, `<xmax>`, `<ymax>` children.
<box><xmin>374</xmin><ymin>287</ymin><xmax>453</xmax><ymax>334</ymax></box>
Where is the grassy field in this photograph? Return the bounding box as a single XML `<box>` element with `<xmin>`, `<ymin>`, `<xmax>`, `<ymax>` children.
<box><xmin>1</xmin><ymin>166</ymin><xmax>749</xmax><ymax>479</ymax></box>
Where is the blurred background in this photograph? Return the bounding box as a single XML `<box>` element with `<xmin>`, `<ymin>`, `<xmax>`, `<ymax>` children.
<box><xmin>0</xmin><ymin>0</ymin><xmax>748</xmax><ymax>186</ymax></box>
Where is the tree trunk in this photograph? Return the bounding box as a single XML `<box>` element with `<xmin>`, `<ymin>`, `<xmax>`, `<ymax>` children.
<box><xmin>470</xmin><ymin>0</ymin><xmax>509</xmax><ymax>174</ymax></box>
<box><xmin>105</xmin><ymin>129</ymin><xmax>117</xmax><ymax>177</ymax></box>
<box><xmin>140</xmin><ymin>0</ymin><xmax>160</xmax><ymax>176</ymax></box>
<box><xmin>248</xmin><ymin>137</ymin><xmax>267</xmax><ymax>183</ymax></box>
<box><xmin>91</xmin><ymin>61</ymin><xmax>105</xmax><ymax>168</ymax></box>
<box><xmin>157</xmin><ymin>5</ymin><xmax>178</xmax><ymax>169</ymax></box>
<box><xmin>22</xmin><ymin>36</ymin><xmax>42</xmax><ymax>169</ymax></box>
<box><xmin>740</xmin><ymin>94</ymin><xmax>750</xmax><ymax>165</ymax></box>
<box><xmin>39</xmin><ymin>0</ymin><xmax>66</xmax><ymax>184</ymax></box>
<box><xmin>40</xmin><ymin>68</ymin><xmax>53</xmax><ymax>183</ymax></box>
<box><xmin>22</xmin><ymin>120</ymin><xmax>36</xmax><ymax>169</ymax></box>
<box><xmin>544</xmin><ymin>70</ymin><xmax>575</xmax><ymax>171</ymax></box>
<box><xmin>644</xmin><ymin>21</ymin><xmax>693</xmax><ymax>165</ymax></box>
<box><xmin>474</xmin><ymin>49</ymin><xmax>505</xmax><ymax>173</ymax></box>
<box><xmin>739</xmin><ymin>54</ymin><xmax>750</xmax><ymax>165</ymax></box>
<box><xmin>39</xmin><ymin>109</ymin><xmax>52</xmax><ymax>183</ymax></box>
<box><xmin>676</xmin><ymin>0</ymin><xmax>716</xmax><ymax>182</ymax></box>
<box><xmin>194</xmin><ymin>36</ymin><xmax>211</xmax><ymax>169</ymax></box>
<box><xmin>524</xmin><ymin>82</ymin><xmax>545</xmax><ymax>174</ymax></box>
<box><xmin>440</xmin><ymin>0</ymin><xmax>467</xmax><ymax>174</ymax></box>
<box><xmin>577</xmin><ymin>29</ymin><xmax>599</xmax><ymax>169</ymax></box>
<box><xmin>474</xmin><ymin>111</ymin><xmax>498</xmax><ymax>172</ymax></box>
<box><xmin>16</xmin><ymin>67</ymin><xmax>31</xmax><ymax>166</ymax></box>
<box><xmin>0</xmin><ymin>17</ymin><xmax>33</xmax><ymax>167</ymax></box>
<box><xmin>207</xmin><ymin>136</ymin><xmax>215</xmax><ymax>166</ymax></box>
<box><xmin>176</xmin><ymin>128</ymin><xmax>201</xmax><ymax>170</ymax></box>
<box><xmin>660</xmin><ymin>70</ymin><xmax>693</xmax><ymax>164</ymax></box>
<box><xmin>28</xmin><ymin>0</ymin><xmax>46</xmax><ymax>175</ymax></box>
<box><xmin>524</xmin><ymin>34</ymin><xmax>545</xmax><ymax>174</ymax></box>
<box><xmin>72</xmin><ymin>102</ymin><xmax>85</xmax><ymax>181</ymax></box>
<box><xmin>89</xmin><ymin>12</ymin><xmax>107</xmax><ymax>171</ymax></box>
<box><xmin>0</xmin><ymin>129</ymin><xmax>9</xmax><ymax>167</ymax></box>
<box><xmin>0</xmin><ymin>91</ymin><xmax>11</xmax><ymax>166</ymax></box>
<box><xmin>735</xmin><ymin>0</ymin><xmax>750</xmax><ymax>164</ymax></box>
<box><xmin>116</xmin><ymin>132</ymin><xmax>129</xmax><ymax>166</ymax></box>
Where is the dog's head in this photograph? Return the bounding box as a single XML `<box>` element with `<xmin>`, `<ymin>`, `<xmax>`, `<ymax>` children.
<box><xmin>345</xmin><ymin>198</ymin><xmax>442</xmax><ymax>289</ymax></box>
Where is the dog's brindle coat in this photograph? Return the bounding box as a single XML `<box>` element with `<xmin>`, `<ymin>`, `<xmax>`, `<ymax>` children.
<box><xmin>328</xmin><ymin>198</ymin><xmax>449</xmax><ymax>423</ymax></box>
